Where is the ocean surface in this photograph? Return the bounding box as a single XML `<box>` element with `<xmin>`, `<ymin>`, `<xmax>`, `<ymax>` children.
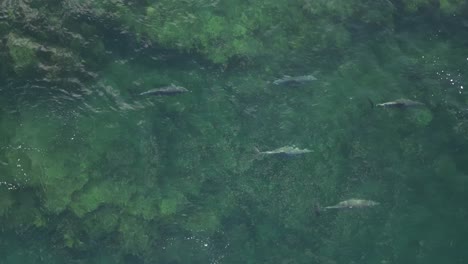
<box><xmin>0</xmin><ymin>1</ymin><xmax>468</xmax><ymax>263</ymax></box>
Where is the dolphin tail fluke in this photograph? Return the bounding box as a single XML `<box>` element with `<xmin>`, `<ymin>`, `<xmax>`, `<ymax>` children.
<box><xmin>252</xmin><ymin>147</ymin><xmax>264</xmax><ymax>160</ymax></box>
<box><xmin>314</xmin><ymin>203</ymin><xmax>323</xmax><ymax>217</ymax></box>
<box><xmin>254</xmin><ymin>147</ymin><xmax>264</xmax><ymax>157</ymax></box>
<box><xmin>367</xmin><ymin>98</ymin><xmax>375</xmax><ymax>109</ymax></box>
<box><xmin>254</xmin><ymin>147</ymin><xmax>260</xmax><ymax>154</ymax></box>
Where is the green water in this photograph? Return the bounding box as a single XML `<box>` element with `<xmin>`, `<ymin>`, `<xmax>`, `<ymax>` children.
<box><xmin>1</xmin><ymin>1</ymin><xmax>468</xmax><ymax>263</ymax></box>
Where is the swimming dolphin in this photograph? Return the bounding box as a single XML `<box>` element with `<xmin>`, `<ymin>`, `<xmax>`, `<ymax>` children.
<box><xmin>273</xmin><ymin>74</ymin><xmax>317</xmax><ymax>86</ymax></box>
<box><xmin>140</xmin><ymin>84</ymin><xmax>190</xmax><ymax>96</ymax></box>
<box><xmin>370</xmin><ymin>98</ymin><xmax>424</xmax><ymax>108</ymax></box>
<box><xmin>254</xmin><ymin>145</ymin><xmax>312</xmax><ymax>157</ymax></box>
<box><xmin>323</xmin><ymin>199</ymin><xmax>379</xmax><ymax>210</ymax></box>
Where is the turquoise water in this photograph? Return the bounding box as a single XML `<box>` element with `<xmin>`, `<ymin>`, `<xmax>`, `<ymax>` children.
<box><xmin>1</xmin><ymin>1</ymin><xmax>468</xmax><ymax>263</ymax></box>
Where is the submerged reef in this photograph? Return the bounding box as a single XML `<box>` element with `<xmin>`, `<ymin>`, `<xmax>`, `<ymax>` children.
<box><xmin>0</xmin><ymin>0</ymin><xmax>467</xmax><ymax>263</ymax></box>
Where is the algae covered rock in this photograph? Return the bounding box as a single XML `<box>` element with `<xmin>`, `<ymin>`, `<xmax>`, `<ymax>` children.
<box><xmin>407</xmin><ymin>108</ymin><xmax>433</xmax><ymax>127</ymax></box>
<box><xmin>183</xmin><ymin>210</ymin><xmax>220</xmax><ymax>234</ymax></box>
<box><xmin>439</xmin><ymin>0</ymin><xmax>466</xmax><ymax>14</ymax></box>
<box><xmin>4</xmin><ymin>112</ymin><xmax>90</xmax><ymax>214</ymax></box>
<box><xmin>433</xmin><ymin>154</ymin><xmax>457</xmax><ymax>177</ymax></box>
<box><xmin>83</xmin><ymin>207</ymin><xmax>120</xmax><ymax>239</ymax></box>
<box><xmin>40</xmin><ymin>170</ymin><xmax>88</xmax><ymax>214</ymax></box>
<box><xmin>125</xmin><ymin>192</ymin><xmax>161</xmax><ymax>221</ymax></box>
<box><xmin>2</xmin><ymin>191</ymin><xmax>43</xmax><ymax>230</ymax></box>
<box><xmin>0</xmin><ymin>190</ymin><xmax>14</xmax><ymax>217</ymax></box>
<box><xmin>118</xmin><ymin>215</ymin><xmax>155</xmax><ymax>255</ymax></box>
<box><xmin>6</xmin><ymin>33</ymin><xmax>39</xmax><ymax>74</ymax></box>
<box><xmin>159</xmin><ymin>191</ymin><xmax>186</xmax><ymax>217</ymax></box>
<box><xmin>401</xmin><ymin>0</ymin><xmax>466</xmax><ymax>13</ymax></box>
<box><xmin>70</xmin><ymin>178</ymin><xmax>136</xmax><ymax>217</ymax></box>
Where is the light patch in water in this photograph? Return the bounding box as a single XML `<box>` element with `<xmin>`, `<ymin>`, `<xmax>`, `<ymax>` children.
<box><xmin>1</xmin><ymin>144</ymin><xmax>45</xmax><ymax>190</ymax></box>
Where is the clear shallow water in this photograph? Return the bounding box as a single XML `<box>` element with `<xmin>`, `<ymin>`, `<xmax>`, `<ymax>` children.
<box><xmin>1</xmin><ymin>1</ymin><xmax>468</xmax><ymax>263</ymax></box>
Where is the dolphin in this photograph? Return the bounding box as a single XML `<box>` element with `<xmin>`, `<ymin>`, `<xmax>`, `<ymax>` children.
<box><xmin>140</xmin><ymin>84</ymin><xmax>190</xmax><ymax>96</ymax></box>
